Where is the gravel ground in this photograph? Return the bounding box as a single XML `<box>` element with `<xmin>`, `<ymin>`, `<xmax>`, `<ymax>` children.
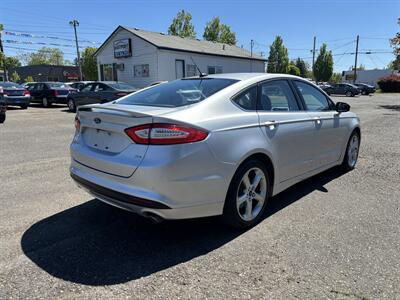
<box><xmin>0</xmin><ymin>94</ymin><xmax>399</xmax><ymax>299</ymax></box>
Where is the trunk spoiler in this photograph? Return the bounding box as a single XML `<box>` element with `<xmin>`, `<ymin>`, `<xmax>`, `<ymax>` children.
<box><xmin>78</xmin><ymin>104</ymin><xmax>150</xmax><ymax>117</ymax></box>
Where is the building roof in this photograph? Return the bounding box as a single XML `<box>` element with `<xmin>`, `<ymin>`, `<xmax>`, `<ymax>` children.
<box><xmin>95</xmin><ymin>26</ymin><xmax>266</xmax><ymax>61</ymax></box>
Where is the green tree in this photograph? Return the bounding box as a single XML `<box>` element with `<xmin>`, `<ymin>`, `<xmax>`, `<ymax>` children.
<box><xmin>19</xmin><ymin>47</ymin><xmax>65</xmax><ymax>65</ymax></box>
<box><xmin>267</xmin><ymin>36</ymin><xmax>289</xmax><ymax>73</ymax></box>
<box><xmin>10</xmin><ymin>71</ymin><xmax>20</xmax><ymax>82</ymax></box>
<box><xmin>330</xmin><ymin>72</ymin><xmax>342</xmax><ymax>83</ymax></box>
<box><xmin>294</xmin><ymin>57</ymin><xmax>309</xmax><ymax>78</ymax></box>
<box><xmin>203</xmin><ymin>17</ymin><xmax>237</xmax><ymax>45</ymax></box>
<box><xmin>389</xmin><ymin>18</ymin><xmax>400</xmax><ymax>70</ymax></box>
<box><xmin>288</xmin><ymin>63</ymin><xmax>300</xmax><ymax>76</ymax></box>
<box><xmin>24</xmin><ymin>75</ymin><xmax>34</xmax><ymax>83</ymax></box>
<box><xmin>168</xmin><ymin>9</ymin><xmax>196</xmax><ymax>38</ymax></box>
<box><xmin>313</xmin><ymin>43</ymin><xmax>333</xmax><ymax>82</ymax></box>
<box><xmin>81</xmin><ymin>47</ymin><xmax>98</xmax><ymax>80</ymax></box>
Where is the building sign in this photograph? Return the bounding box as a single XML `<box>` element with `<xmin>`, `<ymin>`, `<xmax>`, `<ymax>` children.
<box><xmin>113</xmin><ymin>38</ymin><xmax>132</xmax><ymax>58</ymax></box>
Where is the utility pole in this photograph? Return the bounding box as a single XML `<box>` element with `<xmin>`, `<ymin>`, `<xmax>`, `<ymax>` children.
<box><xmin>70</xmin><ymin>20</ymin><xmax>83</xmax><ymax>80</ymax></box>
<box><xmin>250</xmin><ymin>39</ymin><xmax>254</xmax><ymax>72</ymax></box>
<box><xmin>0</xmin><ymin>30</ymin><xmax>6</xmax><ymax>82</ymax></box>
<box><xmin>353</xmin><ymin>35</ymin><xmax>359</xmax><ymax>84</ymax></box>
<box><xmin>312</xmin><ymin>36</ymin><xmax>316</xmax><ymax>73</ymax></box>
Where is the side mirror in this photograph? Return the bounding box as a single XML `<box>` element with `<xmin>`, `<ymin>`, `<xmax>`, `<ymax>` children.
<box><xmin>336</xmin><ymin>102</ymin><xmax>350</xmax><ymax>113</ymax></box>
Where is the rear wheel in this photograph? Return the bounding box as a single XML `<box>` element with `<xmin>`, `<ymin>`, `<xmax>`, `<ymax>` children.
<box><xmin>67</xmin><ymin>98</ymin><xmax>76</xmax><ymax>112</ymax></box>
<box><xmin>42</xmin><ymin>97</ymin><xmax>51</xmax><ymax>108</ymax></box>
<box><xmin>20</xmin><ymin>104</ymin><xmax>28</xmax><ymax>109</ymax></box>
<box><xmin>341</xmin><ymin>131</ymin><xmax>360</xmax><ymax>171</ymax></box>
<box><xmin>223</xmin><ymin>160</ymin><xmax>269</xmax><ymax>228</ymax></box>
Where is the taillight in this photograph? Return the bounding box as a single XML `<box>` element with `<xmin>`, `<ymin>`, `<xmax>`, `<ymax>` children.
<box><xmin>125</xmin><ymin>123</ymin><xmax>208</xmax><ymax>145</ymax></box>
<box><xmin>54</xmin><ymin>90</ymin><xmax>59</xmax><ymax>97</ymax></box>
<box><xmin>23</xmin><ymin>90</ymin><xmax>30</xmax><ymax>96</ymax></box>
<box><xmin>115</xmin><ymin>92</ymin><xmax>128</xmax><ymax>97</ymax></box>
<box><xmin>74</xmin><ymin>116</ymin><xmax>81</xmax><ymax>132</ymax></box>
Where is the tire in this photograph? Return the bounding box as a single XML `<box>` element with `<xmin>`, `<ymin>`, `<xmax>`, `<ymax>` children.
<box><xmin>0</xmin><ymin>113</ymin><xmax>5</xmax><ymax>124</ymax></box>
<box><xmin>345</xmin><ymin>91</ymin><xmax>353</xmax><ymax>97</ymax></box>
<box><xmin>67</xmin><ymin>98</ymin><xmax>76</xmax><ymax>112</ymax></box>
<box><xmin>361</xmin><ymin>90</ymin><xmax>367</xmax><ymax>95</ymax></box>
<box><xmin>20</xmin><ymin>104</ymin><xmax>28</xmax><ymax>109</ymax></box>
<box><xmin>341</xmin><ymin>131</ymin><xmax>360</xmax><ymax>171</ymax></box>
<box><xmin>222</xmin><ymin>160</ymin><xmax>270</xmax><ymax>228</ymax></box>
<box><xmin>42</xmin><ymin>97</ymin><xmax>51</xmax><ymax>108</ymax></box>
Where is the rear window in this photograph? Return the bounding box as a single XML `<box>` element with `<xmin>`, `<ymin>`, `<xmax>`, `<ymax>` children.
<box><xmin>108</xmin><ymin>82</ymin><xmax>135</xmax><ymax>91</ymax></box>
<box><xmin>118</xmin><ymin>78</ymin><xmax>238</xmax><ymax>107</ymax></box>
<box><xmin>48</xmin><ymin>83</ymin><xmax>68</xmax><ymax>88</ymax></box>
<box><xmin>0</xmin><ymin>82</ymin><xmax>24</xmax><ymax>89</ymax></box>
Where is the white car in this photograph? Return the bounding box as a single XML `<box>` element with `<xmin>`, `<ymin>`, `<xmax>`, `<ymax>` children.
<box><xmin>70</xmin><ymin>73</ymin><xmax>360</xmax><ymax>228</ymax></box>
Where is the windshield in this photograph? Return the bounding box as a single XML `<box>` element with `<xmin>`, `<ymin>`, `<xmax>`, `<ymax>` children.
<box><xmin>108</xmin><ymin>82</ymin><xmax>136</xmax><ymax>91</ymax></box>
<box><xmin>0</xmin><ymin>82</ymin><xmax>24</xmax><ymax>89</ymax></box>
<box><xmin>48</xmin><ymin>82</ymin><xmax>68</xmax><ymax>88</ymax></box>
<box><xmin>118</xmin><ymin>78</ymin><xmax>238</xmax><ymax>107</ymax></box>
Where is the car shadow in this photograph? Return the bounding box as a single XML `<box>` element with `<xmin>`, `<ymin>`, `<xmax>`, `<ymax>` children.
<box><xmin>21</xmin><ymin>167</ymin><xmax>347</xmax><ymax>286</ymax></box>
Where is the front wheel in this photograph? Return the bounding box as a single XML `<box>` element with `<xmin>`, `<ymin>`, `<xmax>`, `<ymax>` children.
<box><xmin>341</xmin><ymin>131</ymin><xmax>360</xmax><ymax>171</ymax></box>
<box><xmin>67</xmin><ymin>98</ymin><xmax>76</xmax><ymax>112</ymax></box>
<box><xmin>345</xmin><ymin>91</ymin><xmax>353</xmax><ymax>97</ymax></box>
<box><xmin>20</xmin><ymin>104</ymin><xmax>28</xmax><ymax>109</ymax></box>
<box><xmin>42</xmin><ymin>97</ymin><xmax>51</xmax><ymax>108</ymax></box>
<box><xmin>222</xmin><ymin>160</ymin><xmax>269</xmax><ymax>228</ymax></box>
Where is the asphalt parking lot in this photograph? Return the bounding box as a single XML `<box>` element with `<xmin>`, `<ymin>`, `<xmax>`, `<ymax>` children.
<box><xmin>0</xmin><ymin>94</ymin><xmax>399</xmax><ymax>299</ymax></box>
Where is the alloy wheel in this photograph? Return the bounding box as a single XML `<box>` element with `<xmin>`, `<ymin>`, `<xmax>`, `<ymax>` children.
<box><xmin>347</xmin><ymin>134</ymin><xmax>359</xmax><ymax>167</ymax></box>
<box><xmin>236</xmin><ymin>167</ymin><xmax>267</xmax><ymax>221</ymax></box>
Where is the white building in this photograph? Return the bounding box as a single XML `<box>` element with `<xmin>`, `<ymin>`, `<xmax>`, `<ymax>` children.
<box><xmin>342</xmin><ymin>69</ymin><xmax>399</xmax><ymax>87</ymax></box>
<box><xmin>94</xmin><ymin>26</ymin><xmax>266</xmax><ymax>88</ymax></box>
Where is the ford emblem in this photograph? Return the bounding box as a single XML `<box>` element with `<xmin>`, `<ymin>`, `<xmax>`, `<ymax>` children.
<box><xmin>94</xmin><ymin>118</ymin><xmax>101</xmax><ymax>124</ymax></box>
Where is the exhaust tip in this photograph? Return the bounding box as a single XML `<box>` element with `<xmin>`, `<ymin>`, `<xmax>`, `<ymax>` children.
<box><xmin>144</xmin><ymin>212</ymin><xmax>164</xmax><ymax>224</ymax></box>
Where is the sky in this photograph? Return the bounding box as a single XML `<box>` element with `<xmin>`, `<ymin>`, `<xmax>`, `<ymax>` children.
<box><xmin>1</xmin><ymin>0</ymin><xmax>399</xmax><ymax>72</ymax></box>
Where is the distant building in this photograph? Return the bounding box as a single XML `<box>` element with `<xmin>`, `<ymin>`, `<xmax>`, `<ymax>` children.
<box><xmin>342</xmin><ymin>69</ymin><xmax>400</xmax><ymax>87</ymax></box>
<box><xmin>94</xmin><ymin>26</ymin><xmax>266</xmax><ymax>88</ymax></box>
<box><xmin>8</xmin><ymin>65</ymin><xmax>80</xmax><ymax>83</ymax></box>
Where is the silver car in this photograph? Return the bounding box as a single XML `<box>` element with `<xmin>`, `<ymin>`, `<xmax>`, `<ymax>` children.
<box><xmin>70</xmin><ymin>73</ymin><xmax>360</xmax><ymax>228</ymax></box>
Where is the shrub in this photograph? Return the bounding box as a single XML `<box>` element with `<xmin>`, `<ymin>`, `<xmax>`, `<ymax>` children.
<box><xmin>377</xmin><ymin>75</ymin><xmax>400</xmax><ymax>92</ymax></box>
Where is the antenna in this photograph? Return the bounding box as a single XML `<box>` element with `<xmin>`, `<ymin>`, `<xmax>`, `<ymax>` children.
<box><xmin>190</xmin><ymin>57</ymin><xmax>207</xmax><ymax>77</ymax></box>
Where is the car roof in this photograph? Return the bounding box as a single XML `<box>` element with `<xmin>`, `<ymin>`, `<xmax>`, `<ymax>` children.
<box><xmin>196</xmin><ymin>73</ymin><xmax>303</xmax><ymax>81</ymax></box>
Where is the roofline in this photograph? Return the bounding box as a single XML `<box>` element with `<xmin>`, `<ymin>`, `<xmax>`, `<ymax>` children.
<box><xmin>94</xmin><ymin>25</ymin><xmax>267</xmax><ymax>61</ymax></box>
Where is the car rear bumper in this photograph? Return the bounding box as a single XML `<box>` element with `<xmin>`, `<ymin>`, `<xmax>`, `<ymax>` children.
<box><xmin>4</xmin><ymin>96</ymin><xmax>31</xmax><ymax>105</ymax></box>
<box><xmin>70</xmin><ymin>141</ymin><xmax>234</xmax><ymax>220</ymax></box>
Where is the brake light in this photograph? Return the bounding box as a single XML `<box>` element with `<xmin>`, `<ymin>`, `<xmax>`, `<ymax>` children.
<box><xmin>74</xmin><ymin>116</ymin><xmax>81</xmax><ymax>132</ymax></box>
<box><xmin>54</xmin><ymin>90</ymin><xmax>59</xmax><ymax>97</ymax></box>
<box><xmin>125</xmin><ymin>123</ymin><xmax>208</xmax><ymax>145</ymax></box>
<box><xmin>115</xmin><ymin>92</ymin><xmax>128</xmax><ymax>97</ymax></box>
<box><xmin>23</xmin><ymin>90</ymin><xmax>30</xmax><ymax>96</ymax></box>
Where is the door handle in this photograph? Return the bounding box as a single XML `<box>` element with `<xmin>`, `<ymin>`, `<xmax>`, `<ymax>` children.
<box><xmin>313</xmin><ymin>117</ymin><xmax>321</xmax><ymax>124</ymax></box>
<box><xmin>264</xmin><ymin>120</ymin><xmax>276</xmax><ymax>130</ymax></box>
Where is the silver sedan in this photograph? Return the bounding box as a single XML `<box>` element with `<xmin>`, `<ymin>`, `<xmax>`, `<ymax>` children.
<box><xmin>70</xmin><ymin>73</ymin><xmax>360</xmax><ymax>228</ymax></box>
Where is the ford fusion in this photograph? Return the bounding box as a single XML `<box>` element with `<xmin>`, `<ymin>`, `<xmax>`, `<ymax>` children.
<box><xmin>70</xmin><ymin>73</ymin><xmax>360</xmax><ymax>228</ymax></box>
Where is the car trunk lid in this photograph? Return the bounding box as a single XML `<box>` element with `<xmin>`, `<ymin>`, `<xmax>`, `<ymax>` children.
<box><xmin>72</xmin><ymin>103</ymin><xmax>180</xmax><ymax>177</ymax></box>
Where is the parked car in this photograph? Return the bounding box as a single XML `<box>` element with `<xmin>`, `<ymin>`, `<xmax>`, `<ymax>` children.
<box><xmin>70</xmin><ymin>73</ymin><xmax>361</xmax><ymax>228</ymax></box>
<box><xmin>322</xmin><ymin>83</ymin><xmax>360</xmax><ymax>97</ymax></box>
<box><xmin>66</xmin><ymin>81</ymin><xmax>94</xmax><ymax>91</ymax></box>
<box><xmin>23</xmin><ymin>82</ymin><xmax>36</xmax><ymax>89</ymax></box>
<box><xmin>0</xmin><ymin>82</ymin><xmax>31</xmax><ymax>109</ymax></box>
<box><xmin>66</xmin><ymin>81</ymin><xmax>137</xmax><ymax>112</ymax></box>
<box><xmin>28</xmin><ymin>82</ymin><xmax>77</xmax><ymax>107</ymax></box>
<box><xmin>0</xmin><ymin>87</ymin><xmax>6</xmax><ymax>123</ymax></box>
<box><xmin>354</xmin><ymin>83</ymin><xmax>376</xmax><ymax>95</ymax></box>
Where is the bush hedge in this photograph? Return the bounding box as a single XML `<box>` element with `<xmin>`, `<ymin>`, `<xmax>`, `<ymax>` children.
<box><xmin>377</xmin><ymin>75</ymin><xmax>400</xmax><ymax>92</ymax></box>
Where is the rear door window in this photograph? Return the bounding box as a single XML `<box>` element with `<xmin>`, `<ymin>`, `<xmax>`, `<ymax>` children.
<box><xmin>118</xmin><ymin>78</ymin><xmax>238</xmax><ymax>107</ymax></box>
<box><xmin>259</xmin><ymin>80</ymin><xmax>299</xmax><ymax>111</ymax></box>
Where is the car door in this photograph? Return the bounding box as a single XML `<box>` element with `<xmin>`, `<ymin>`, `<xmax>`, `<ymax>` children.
<box><xmin>27</xmin><ymin>84</ymin><xmax>39</xmax><ymax>101</ymax></box>
<box><xmin>256</xmin><ymin>79</ymin><xmax>316</xmax><ymax>183</ymax></box>
<box><xmin>93</xmin><ymin>83</ymin><xmax>114</xmax><ymax>103</ymax></box>
<box><xmin>76</xmin><ymin>83</ymin><xmax>96</xmax><ymax>106</ymax></box>
<box><xmin>292</xmin><ymin>80</ymin><xmax>347</xmax><ymax>169</ymax></box>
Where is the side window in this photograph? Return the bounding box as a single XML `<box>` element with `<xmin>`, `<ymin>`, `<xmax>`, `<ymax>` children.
<box><xmin>259</xmin><ymin>80</ymin><xmax>299</xmax><ymax>111</ymax></box>
<box><xmin>37</xmin><ymin>83</ymin><xmax>43</xmax><ymax>91</ymax></box>
<box><xmin>294</xmin><ymin>81</ymin><xmax>331</xmax><ymax>111</ymax></box>
<box><xmin>94</xmin><ymin>83</ymin><xmax>108</xmax><ymax>92</ymax></box>
<box><xmin>81</xmin><ymin>84</ymin><xmax>93</xmax><ymax>92</ymax></box>
<box><xmin>232</xmin><ymin>86</ymin><xmax>257</xmax><ymax>110</ymax></box>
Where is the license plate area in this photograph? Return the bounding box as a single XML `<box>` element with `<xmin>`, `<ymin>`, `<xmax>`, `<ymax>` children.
<box><xmin>82</xmin><ymin>128</ymin><xmax>130</xmax><ymax>153</ymax></box>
